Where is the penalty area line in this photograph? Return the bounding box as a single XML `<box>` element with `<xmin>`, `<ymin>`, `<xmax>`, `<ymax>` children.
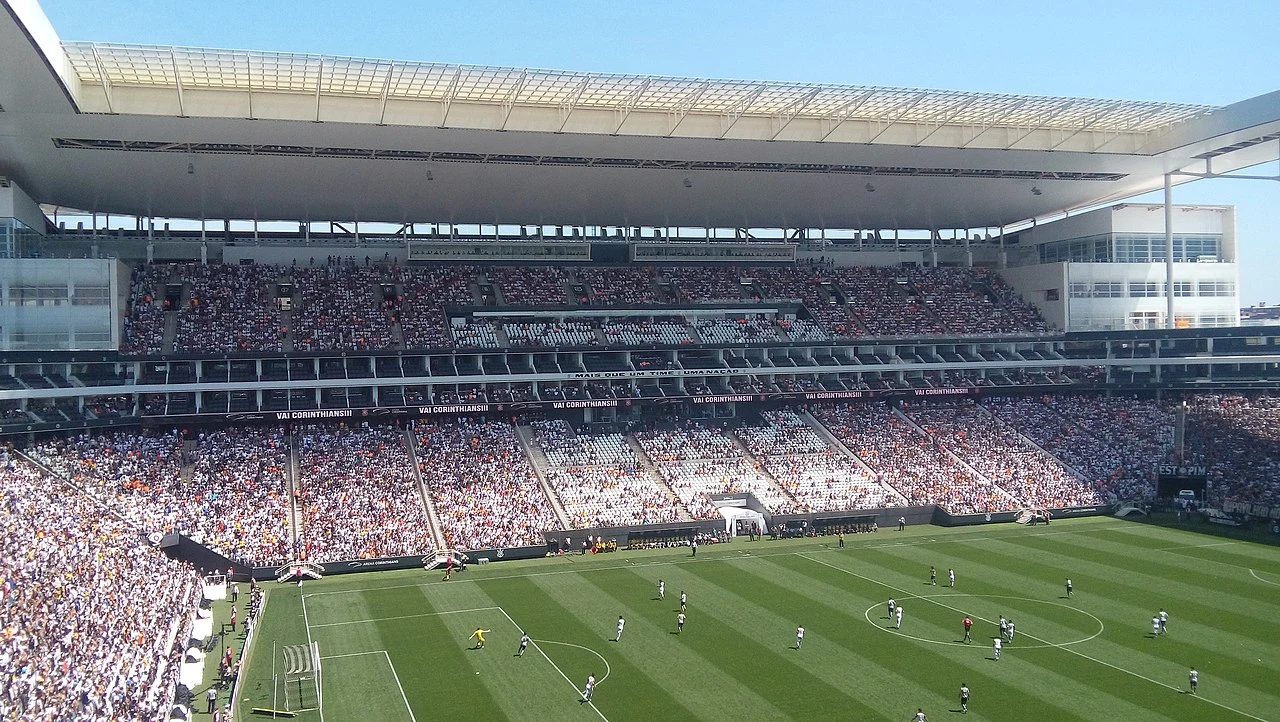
<box><xmin>496</xmin><ymin>606</ymin><xmax>609</xmax><ymax>722</ymax></box>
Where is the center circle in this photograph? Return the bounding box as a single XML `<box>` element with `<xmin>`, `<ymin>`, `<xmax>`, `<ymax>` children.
<box><xmin>861</xmin><ymin>593</ymin><xmax>1105</xmax><ymax>649</ymax></box>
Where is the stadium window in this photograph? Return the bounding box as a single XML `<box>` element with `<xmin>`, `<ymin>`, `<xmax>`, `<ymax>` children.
<box><xmin>1197</xmin><ymin>281</ymin><xmax>1235</xmax><ymax>297</ymax></box>
<box><xmin>1173</xmin><ymin>281</ymin><xmax>1194</xmax><ymax>297</ymax></box>
<box><xmin>1094</xmin><ymin>282</ymin><xmax>1124</xmax><ymax>298</ymax></box>
<box><xmin>1069</xmin><ymin>282</ymin><xmax>1091</xmax><ymax>298</ymax></box>
<box><xmin>1128</xmin><ymin>282</ymin><xmax>1160</xmax><ymax>298</ymax></box>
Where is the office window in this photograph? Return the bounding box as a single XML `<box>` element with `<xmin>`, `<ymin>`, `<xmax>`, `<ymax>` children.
<box><xmin>1129</xmin><ymin>282</ymin><xmax>1161</xmax><ymax>298</ymax></box>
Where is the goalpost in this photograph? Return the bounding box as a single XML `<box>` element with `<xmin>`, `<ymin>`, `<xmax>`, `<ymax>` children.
<box><xmin>275</xmin><ymin>640</ymin><xmax>321</xmax><ymax>713</ymax></box>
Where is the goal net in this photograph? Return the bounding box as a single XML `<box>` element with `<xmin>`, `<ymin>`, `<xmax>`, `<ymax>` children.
<box><xmin>278</xmin><ymin>641</ymin><xmax>321</xmax><ymax>712</ymax></box>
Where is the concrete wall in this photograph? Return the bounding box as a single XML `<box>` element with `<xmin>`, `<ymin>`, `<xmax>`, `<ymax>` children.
<box><xmin>999</xmin><ymin>262</ymin><xmax>1068</xmax><ymax>330</ymax></box>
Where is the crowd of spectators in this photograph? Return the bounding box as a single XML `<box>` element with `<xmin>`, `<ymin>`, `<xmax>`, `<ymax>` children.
<box><xmin>903</xmin><ymin>400</ymin><xmax>1105</xmax><ymax>509</ymax></box>
<box><xmin>576</xmin><ymin>267</ymin><xmax>661</xmax><ymax>305</ymax></box>
<box><xmin>416</xmin><ymin>419</ymin><xmax>561</xmax><ymax>550</ymax></box>
<box><xmin>985</xmin><ymin>395</ymin><xmax>1166</xmax><ymax>501</ymax></box>
<box><xmin>531</xmin><ymin>420</ymin><xmax>684</xmax><ymax>527</ymax></box>
<box><xmin>117</xmin><ymin>260</ymin><xmax>1053</xmax><ymax>356</ymax></box>
<box><xmin>175</xmin><ymin>263</ymin><xmax>283</xmax><ymax>353</ymax></box>
<box><xmin>906</xmin><ymin>267</ymin><xmax>1050</xmax><ymax>335</ymax></box>
<box><xmin>187</xmin><ymin>427</ymin><xmax>293</xmax><ymax>566</ymax></box>
<box><xmin>398</xmin><ymin>265</ymin><xmax>477</xmax><ymax>348</ymax></box>
<box><xmin>838</xmin><ymin>267</ymin><xmax>945</xmax><ymax>337</ymax></box>
<box><xmin>663</xmin><ymin>266</ymin><xmax>747</xmax><ymax>302</ymax></box>
<box><xmin>1181</xmin><ymin>394</ymin><xmax>1280</xmax><ymax>506</ymax></box>
<box><xmin>292</xmin><ymin>263</ymin><xmax>397</xmax><ymax>351</ymax></box>
<box><xmin>295</xmin><ymin>425</ymin><xmax>436</xmax><ymax>561</ymax></box>
<box><xmin>491</xmin><ymin>266</ymin><xmax>569</xmax><ymax>305</ymax></box>
<box><xmin>120</xmin><ymin>265</ymin><xmax>172</xmax><ymax>355</ymax></box>
<box><xmin>30</xmin><ymin>428</ymin><xmax>295</xmax><ymax>566</ymax></box>
<box><xmin>735</xmin><ymin>409</ymin><xmax>893</xmax><ymax>512</ymax></box>
<box><xmin>0</xmin><ymin>452</ymin><xmax>199</xmax><ymax>721</ymax></box>
<box><xmin>814</xmin><ymin>404</ymin><xmax>1013</xmax><ymax>513</ymax></box>
<box><xmin>635</xmin><ymin>421</ymin><xmax>798</xmax><ymax>516</ymax></box>
<box><xmin>30</xmin><ymin>430</ymin><xmax>186</xmax><ymax>533</ymax></box>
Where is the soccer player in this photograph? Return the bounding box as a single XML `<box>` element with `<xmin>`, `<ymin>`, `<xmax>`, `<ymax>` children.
<box><xmin>516</xmin><ymin>632</ymin><xmax>530</xmax><ymax>657</ymax></box>
<box><xmin>898</xmin><ymin>516</ymin><xmax>906</xmax><ymax>531</ymax></box>
<box><xmin>962</xmin><ymin>616</ymin><xmax>973</xmax><ymax>644</ymax></box>
<box><xmin>677</xmin><ymin>612</ymin><xmax>686</xmax><ymax>633</ymax></box>
<box><xmin>469</xmin><ymin>627</ymin><xmax>490</xmax><ymax>649</ymax></box>
<box><xmin>581</xmin><ymin>673</ymin><xmax>596</xmax><ymax>702</ymax></box>
<box><xmin>1006</xmin><ymin>619</ymin><xmax>1015</xmax><ymax>643</ymax></box>
<box><xmin>658</xmin><ymin>579</ymin><xmax>665</xmax><ymax>601</ymax></box>
<box><xmin>913</xmin><ymin>707</ymin><xmax>927</xmax><ymax>721</ymax></box>
<box><xmin>1151</xmin><ymin>615</ymin><xmax>1160</xmax><ymax>637</ymax></box>
<box><xmin>948</xmin><ymin>568</ymin><xmax>955</xmax><ymax>588</ymax></box>
<box><xmin>1188</xmin><ymin>667</ymin><xmax>1198</xmax><ymax>694</ymax></box>
<box><xmin>929</xmin><ymin>566</ymin><xmax>937</xmax><ymax>585</ymax></box>
<box><xmin>680</xmin><ymin>591</ymin><xmax>687</xmax><ymax>613</ymax></box>
<box><xmin>998</xmin><ymin>616</ymin><xmax>1008</xmax><ymax>640</ymax></box>
<box><xmin>838</xmin><ymin>531</ymin><xmax>845</xmax><ymax>548</ymax></box>
<box><xmin>795</xmin><ymin>625</ymin><xmax>805</xmax><ymax>649</ymax></box>
<box><xmin>887</xmin><ymin>597</ymin><xmax>897</xmax><ymax>619</ymax></box>
<box><xmin>959</xmin><ymin>683</ymin><xmax>969</xmax><ymax>713</ymax></box>
<box><xmin>992</xmin><ymin>637</ymin><xmax>1002</xmax><ymax>661</ymax></box>
<box><xmin>895</xmin><ymin>606</ymin><xmax>904</xmax><ymax>629</ymax></box>
<box><xmin>1065</xmin><ymin>578</ymin><xmax>1072</xmax><ymax>598</ymax></box>
<box><xmin>1159</xmin><ymin>608</ymin><xmax>1168</xmax><ymax>635</ymax></box>
<box><xmin>615</xmin><ymin>615</ymin><xmax>625</xmax><ymax>642</ymax></box>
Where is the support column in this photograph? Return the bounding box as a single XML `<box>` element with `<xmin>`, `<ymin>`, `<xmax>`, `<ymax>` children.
<box><xmin>1164</xmin><ymin>173</ymin><xmax>1175</xmax><ymax>329</ymax></box>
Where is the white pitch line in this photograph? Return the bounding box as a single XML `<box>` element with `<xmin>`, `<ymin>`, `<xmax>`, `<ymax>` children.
<box><xmin>1153</xmin><ymin>541</ymin><xmax>1239</xmax><ymax>551</ymax></box>
<box><xmin>1250</xmin><ymin>569</ymin><xmax>1280</xmax><ymax>587</ymax></box>
<box><xmin>496</xmin><ymin>606</ymin><xmax>609</xmax><ymax>722</ymax></box>
<box><xmin>302</xmin><ymin>526</ymin><xmax>1104</xmax><ymax>599</ymax></box>
<box><xmin>300</xmin><ymin>590</ymin><xmax>324</xmax><ymax>722</ymax></box>
<box><xmin>308</xmin><ymin>606</ymin><xmax>500</xmax><ymax>629</ymax></box>
<box><xmin>382</xmin><ymin>650</ymin><xmax>419</xmax><ymax>722</ymax></box>
<box><xmin>535</xmin><ymin>640</ymin><xmax>612</xmax><ymax>686</ymax></box>
<box><xmin>797</xmin><ymin>553</ymin><xmax>1274</xmax><ymax>722</ymax></box>
<box><xmin>320</xmin><ymin>650</ymin><xmax>386</xmax><ymax>660</ymax></box>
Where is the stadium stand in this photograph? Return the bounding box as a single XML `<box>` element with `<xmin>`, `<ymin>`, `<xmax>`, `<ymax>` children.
<box><xmin>415</xmin><ymin>419</ymin><xmax>561</xmax><ymax>550</ymax></box>
<box><xmin>0</xmin><ymin>451</ymin><xmax>200</xmax><ymax>721</ymax></box>
<box><xmin>116</xmin><ymin>261</ymin><xmax>1055</xmax><ymax>355</ymax></box>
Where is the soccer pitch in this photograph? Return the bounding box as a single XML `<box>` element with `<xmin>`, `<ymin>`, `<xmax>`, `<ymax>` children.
<box><xmin>237</xmin><ymin>517</ymin><xmax>1280</xmax><ymax>721</ymax></box>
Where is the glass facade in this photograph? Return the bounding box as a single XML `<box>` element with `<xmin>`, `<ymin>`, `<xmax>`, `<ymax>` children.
<box><xmin>1038</xmin><ymin>233</ymin><xmax>1222</xmax><ymax>264</ymax></box>
<box><xmin>0</xmin><ymin>218</ymin><xmax>41</xmax><ymax>259</ymax></box>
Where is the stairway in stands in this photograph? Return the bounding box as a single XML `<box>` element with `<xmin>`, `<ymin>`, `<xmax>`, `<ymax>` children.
<box><xmin>513</xmin><ymin>424</ymin><xmax>572</xmax><ymax>530</ymax></box>
<box><xmin>286</xmin><ymin>435</ymin><xmax>303</xmax><ymax>558</ymax></box>
<box><xmin>624</xmin><ymin>434</ymin><xmax>693</xmax><ymax>520</ymax></box>
<box><xmin>798</xmin><ymin>410</ymin><xmax>908</xmax><ymax>505</ymax></box>
<box><xmin>403</xmin><ymin>428</ymin><xmax>448</xmax><ymax>551</ymax></box>
<box><xmin>893</xmin><ymin>405</ymin><xmax>1022</xmax><ymax>507</ymax></box>
<box><xmin>724</xmin><ymin>426</ymin><xmax>800</xmax><ymax>508</ymax></box>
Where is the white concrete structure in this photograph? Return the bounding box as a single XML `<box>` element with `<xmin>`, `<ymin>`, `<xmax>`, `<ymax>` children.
<box><xmin>1001</xmin><ymin>204</ymin><xmax>1239</xmax><ymax>331</ymax></box>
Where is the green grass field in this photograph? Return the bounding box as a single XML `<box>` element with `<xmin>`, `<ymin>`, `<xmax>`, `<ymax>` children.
<box><xmin>235</xmin><ymin>517</ymin><xmax>1280</xmax><ymax>721</ymax></box>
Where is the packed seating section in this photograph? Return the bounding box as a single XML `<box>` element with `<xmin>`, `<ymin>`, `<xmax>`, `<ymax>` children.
<box><xmin>117</xmin><ymin>261</ymin><xmax>1050</xmax><ymax>355</ymax></box>
<box><xmin>0</xmin><ymin>452</ymin><xmax>200</xmax><ymax>721</ymax></box>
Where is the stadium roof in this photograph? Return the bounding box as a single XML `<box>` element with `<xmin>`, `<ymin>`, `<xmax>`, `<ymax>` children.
<box><xmin>61</xmin><ymin>42</ymin><xmax>1217</xmax><ymax>142</ymax></box>
<box><xmin>0</xmin><ymin>0</ymin><xmax>1277</xmax><ymax>230</ymax></box>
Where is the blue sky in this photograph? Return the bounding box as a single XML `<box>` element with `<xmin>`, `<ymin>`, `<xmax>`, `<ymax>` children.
<box><xmin>39</xmin><ymin>0</ymin><xmax>1280</xmax><ymax>304</ymax></box>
